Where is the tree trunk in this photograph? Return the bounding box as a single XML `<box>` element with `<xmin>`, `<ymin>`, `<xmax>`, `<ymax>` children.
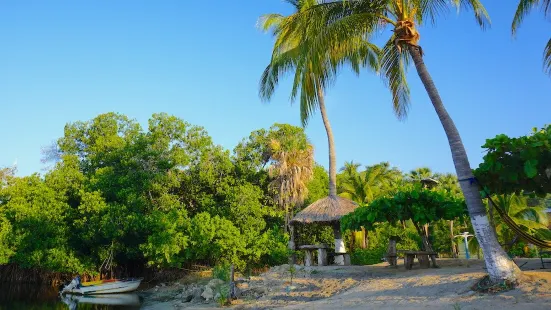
<box><xmin>408</xmin><ymin>45</ymin><xmax>520</xmax><ymax>283</ymax></box>
<box><xmin>361</xmin><ymin>226</ymin><xmax>368</xmax><ymax>249</ymax></box>
<box><xmin>413</xmin><ymin>222</ymin><xmax>433</xmax><ymax>252</ymax></box>
<box><xmin>318</xmin><ymin>87</ymin><xmax>337</xmax><ymax>197</ymax></box>
<box><xmin>350</xmin><ymin>231</ymin><xmax>355</xmax><ymax>252</ymax></box>
<box><xmin>284</xmin><ymin>204</ymin><xmax>289</xmax><ymax>234</ymax></box>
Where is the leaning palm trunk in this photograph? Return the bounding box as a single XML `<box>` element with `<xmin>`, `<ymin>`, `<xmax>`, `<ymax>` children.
<box><xmin>318</xmin><ymin>86</ymin><xmax>348</xmax><ymax>254</ymax></box>
<box><xmin>317</xmin><ymin>87</ymin><xmax>337</xmax><ymax>197</ymax></box>
<box><xmin>408</xmin><ymin>45</ymin><xmax>521</xmax><ymax>282</ymax></box>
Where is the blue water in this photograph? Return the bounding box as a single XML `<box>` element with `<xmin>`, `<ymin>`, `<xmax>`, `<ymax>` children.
<box><xmin>0</xmin><ymin>283</ymin><xmax>143</xmax><ymax>310</ymax></box>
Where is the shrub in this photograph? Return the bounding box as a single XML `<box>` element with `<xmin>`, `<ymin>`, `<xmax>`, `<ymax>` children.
<box><xmin>350</xmin><ymin>248</ymin><xmax>386</xmax><ymax>265</ymax></box>
<box><xmin>212</xmin><ymin>263</ymin><xmax>230</xmax><ymax>282</ymax></box>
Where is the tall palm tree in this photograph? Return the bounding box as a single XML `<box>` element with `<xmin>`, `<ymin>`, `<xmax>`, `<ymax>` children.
<box><xmin>259</xmin><ymin>0</ymin><xmax>380</xmax><ymax>198</ymax></box>
<box><xmin>271</xmin><ymin>0</ymin><xmax>519</xmax><ymax>282</ymax></box>
<box><xmin>512</xmin><ymin>0</ymin><xmax>551</xmax><ymax>75</ymax></box>
<box><xmin>268</xmin><ymin>139</ymin><xmax>315</xmax><ymax>233</ymax></box>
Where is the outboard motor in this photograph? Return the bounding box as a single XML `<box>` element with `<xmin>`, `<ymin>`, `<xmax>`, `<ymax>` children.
<box><xmin>61</xmin><ymin>276</ymin><xmax>81</xmax><ymax>294</ymax></box>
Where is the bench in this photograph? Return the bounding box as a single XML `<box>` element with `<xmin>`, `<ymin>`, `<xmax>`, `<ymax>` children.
<box><xmin>398</xmin><ymin>250</ymin><xmax>438</xmax><ymax>270</ymax></box>
<box><xmin>298</xmin><ymin>244</ymin><xmax>330</xmax><ymax>266</ymax></box>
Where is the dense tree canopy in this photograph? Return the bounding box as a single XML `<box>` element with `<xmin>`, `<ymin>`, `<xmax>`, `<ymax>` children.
<box><xmin>0</xmin><ymin>114</ymin><xmax>317</xmax><ymax>275</ymax></box>
<box><xmin>341</xmin><ymin>187</ymin><xmax>467</xmax><ymax>232</ymax></box>
<box><xmin>475</xmin><ymin>124</ymin><xmax>551</xmax><ymax>196</ymax></box>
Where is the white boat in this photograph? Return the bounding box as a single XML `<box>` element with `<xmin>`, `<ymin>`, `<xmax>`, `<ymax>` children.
<box><xmin>61</xmin><ymin>276</ymin><xmax>143</xmax><ymax>295</ymax></box>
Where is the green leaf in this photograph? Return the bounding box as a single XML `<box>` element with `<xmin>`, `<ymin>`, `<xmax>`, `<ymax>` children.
<box><xmin>524</xmin><ymin>159</ymin><xmax>538</xmax><ymax>178</ymax></box>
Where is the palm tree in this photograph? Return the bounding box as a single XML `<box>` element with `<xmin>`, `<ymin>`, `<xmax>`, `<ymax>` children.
<box><xmin>339</xmin><ymin>162</ymin><xmax>402</xmax><ymax>204</ymax></box>
<box><xmin>408</xmin><ymin>167</ymin><xmax>433</xmax><ymax>181</ymax></box>
<box><xmin>259</xmin><ymin>0</ymin><xmax>379</xmax><ymax>199</ymax></box>
<box><xmin>271</xmin><ymin>0</ymin><xmax>519</xmax><ymax>282</ymax></box>
<box><xmin>512</xmin><ymin>0</ymin><xmax>551</xmax><ymax>75</ymax></box>
<box><xmin>493</xmin><ymin>194</ymin><xmax>550</xmax><ymax>246</ymax></box>
<box><xmin>338</xmin><ymin>161</ymin><xmax>401</xmax><ymax>248</ymax></box>
<box><xmin>268</xmin><ymin>139</ymin><xmax>315</xmax><ymax>233</ymax></box>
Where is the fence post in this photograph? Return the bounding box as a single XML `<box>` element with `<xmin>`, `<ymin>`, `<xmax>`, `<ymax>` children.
<box><xmin>228</xmin><ymin>264</ymin><xmax>236</xmax><ymax>303</ymax></box>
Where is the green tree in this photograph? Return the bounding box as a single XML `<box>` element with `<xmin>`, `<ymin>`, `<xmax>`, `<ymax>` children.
<box><xmin>0</xmin><ymin>175</ymin><xmax>88</xmax><ymax>273</ymax></box>
<box><xmin>272</xmin><ymin>0</ymin><xmax>519</xmax><ymax>282</ymax></box>
<box><xmin>341</xmin><ymin>186</ymin><xmax>468</xmax><ymax>255</ymax></box>
<box><xmin>305</xmin><ymin>164</ymin><xmax>330</xmax><ymax>205</ymax></box>
<box><xmin>512</xmin><ymin>0</ymin><xmax>551</xmax><ymax>75</ymax></box>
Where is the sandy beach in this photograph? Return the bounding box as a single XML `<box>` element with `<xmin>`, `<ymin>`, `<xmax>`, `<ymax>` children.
<box><xmin>142</xmin><ymin>259</ymin><xmax>551</xmax><ymax>310</ymax></box>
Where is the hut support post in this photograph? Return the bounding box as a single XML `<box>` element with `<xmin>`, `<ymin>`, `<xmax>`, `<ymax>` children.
<box><xmin>333</xmin><ymin>223</ymin><xmax>346</xmax><ymax>265</ymax></box>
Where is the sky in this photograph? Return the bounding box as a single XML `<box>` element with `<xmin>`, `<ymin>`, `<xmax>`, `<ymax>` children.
<box><xmin>0</xmin><ymin>0</ymin><xmax>549</xmax><ymax>177</ymax></box>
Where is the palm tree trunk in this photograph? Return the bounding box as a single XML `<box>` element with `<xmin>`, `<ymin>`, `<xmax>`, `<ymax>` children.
<box><xmin>317</xmin><ymin>87</ymin><xmax>337</xmax><ymax>197</ymax></box>
<box><xmin>408</xmin><ymin>45</ymin><xmax>521</xmax><ymax>283</ymax></box>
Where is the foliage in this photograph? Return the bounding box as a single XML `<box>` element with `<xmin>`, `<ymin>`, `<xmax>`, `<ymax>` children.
<box><xmin>304</xmin><ymin>165</ymin><xmax>329</xmax><ymax>205</ymax></box>
<box><xmin>350</xmin><ymin>248</ymin><xmax>386</xmax><ymax>265</ymax></box>
<box><xmin>491</xmin><ymin>193</ymin><xmax>550</xmax><ymax>246</ymax></box>
<box><xmin>258</xmin><ymin>0</ymin><xmax>379</xmax><ymax>126</ymax></box>
<box><xmin>212</xmin><ymin>263</ymin><xmax>231</xmax><ymax>282</ymax></box>
<box><xmin>338</xmin><ymin>162</ymin><xmax>402</xmax><ymax>204</ymax></box>
<box><xmin>260</xmin><ymin>0</ymin><xmax>489</xmax><ymax>122</ymax></box>
<box><xmin>341</xmin><ymin>187</ymin><xmax>467</xmax><ymax>232</ymax></box>
<box><xmin>351</xmin><ymin>222</ymin><xmax>421</xmax><ymax>265</ymax></box>
<box><xmin>475</xmin><ymin>125</ymin><xmax>551</xmax><ymax>196</ymax></box>
<box><xmin>0</xmin><ymin>113</ymin><xmax>299</xmax><ymax>275</ymax></box>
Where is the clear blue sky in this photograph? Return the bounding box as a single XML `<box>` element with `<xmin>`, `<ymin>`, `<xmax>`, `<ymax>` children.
<box><xmin>0</xmin><ymin>0</ymin><xmax>549</xmax><ymax>177</ymax></box>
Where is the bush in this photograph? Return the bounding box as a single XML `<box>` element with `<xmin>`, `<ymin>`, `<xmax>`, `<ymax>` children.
<box><xmin>212</xmin><ymin>263</ymin><xmax>230</xmax><ymax>282</ymax></box>
<box><xmin>350</xmin><ymin>248</ymin><xmax>386</xmax><ymax>265</ymax></box>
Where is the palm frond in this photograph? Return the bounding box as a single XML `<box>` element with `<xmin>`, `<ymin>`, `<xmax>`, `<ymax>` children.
<box><xmin>452</xmin><ymin>0</ymin><xmax>491</xmax><ymax>30</ymax></box>
<box><xmin>417</xmin><ymin>0</ymin><xmax>449</xmax><ymax>25</ymax></box>
<box><xmin>380</xmin><ymin>37</ymin><xmax>411</xmax><ymax>120</ymax></box>
<box><xmin>257</xmin><ymin>14</ymin><xmax>286</xmax><ymax>33</ymax></box>
<box><xmin>544</xmin><ymin>37</ymin><xmax>551</xmax><ymax>75</ymax></box>
<box><xmin>512</xmin><ymin>0</ymin><xmax>550</xmax><ymax>35</ymax></box>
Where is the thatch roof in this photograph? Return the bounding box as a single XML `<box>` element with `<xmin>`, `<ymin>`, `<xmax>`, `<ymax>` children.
<box><xmin>291</xmin><ymin>196</ymin><xmax>359</xmax><ymax>224</ymax></box>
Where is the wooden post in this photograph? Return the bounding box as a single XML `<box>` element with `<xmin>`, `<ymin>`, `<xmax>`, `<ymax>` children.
<box><xmin>404</xmin><ymin>254</ymin><xmax>414</xmax><ymax>270</ymax></box>
<box><xmin>228</xmin><ymin>264</ymin><xmax>235</xmax><ymax>303</ymax></box>
<box><xmin>304</xmin><ymin>250</ymin><xmax>313</xmax><ymax>267</ymax></box>
<box><xmin>418</xmin><ymin>254</ymin><xmax>430</xmax><ymax>269</ymax></box>
<box><xmin>333</xmin><ymin>223</ymin><xmax>345</xmax><ymax>265</ymax></box>
<box><xmin>318</xmin><ymin>248</ymin><xmax>328</xmax><ymax>266</ymax></box>
<box><xmin>386</xmin><ymin>237</ymin><xmax>398</xmax><ymax>267</ymax></box>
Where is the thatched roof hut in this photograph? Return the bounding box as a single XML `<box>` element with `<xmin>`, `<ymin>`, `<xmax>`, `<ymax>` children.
<box><xmin>291</xmin><ymin>196</ymin><xmax>358</xmax><ymax>224</ymax></box>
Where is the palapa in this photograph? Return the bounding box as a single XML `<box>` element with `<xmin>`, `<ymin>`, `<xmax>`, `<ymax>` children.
<box><xmin>291</xmin><ymin>195</ymin><xmax>358</xmax><ymax>224</ymax></box>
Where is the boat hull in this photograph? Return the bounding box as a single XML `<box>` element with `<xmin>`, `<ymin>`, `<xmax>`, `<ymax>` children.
<box><xmin>63</xmin><ymin>279</ymin><xmax>142</xmax><ymax>295</ymax></box>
